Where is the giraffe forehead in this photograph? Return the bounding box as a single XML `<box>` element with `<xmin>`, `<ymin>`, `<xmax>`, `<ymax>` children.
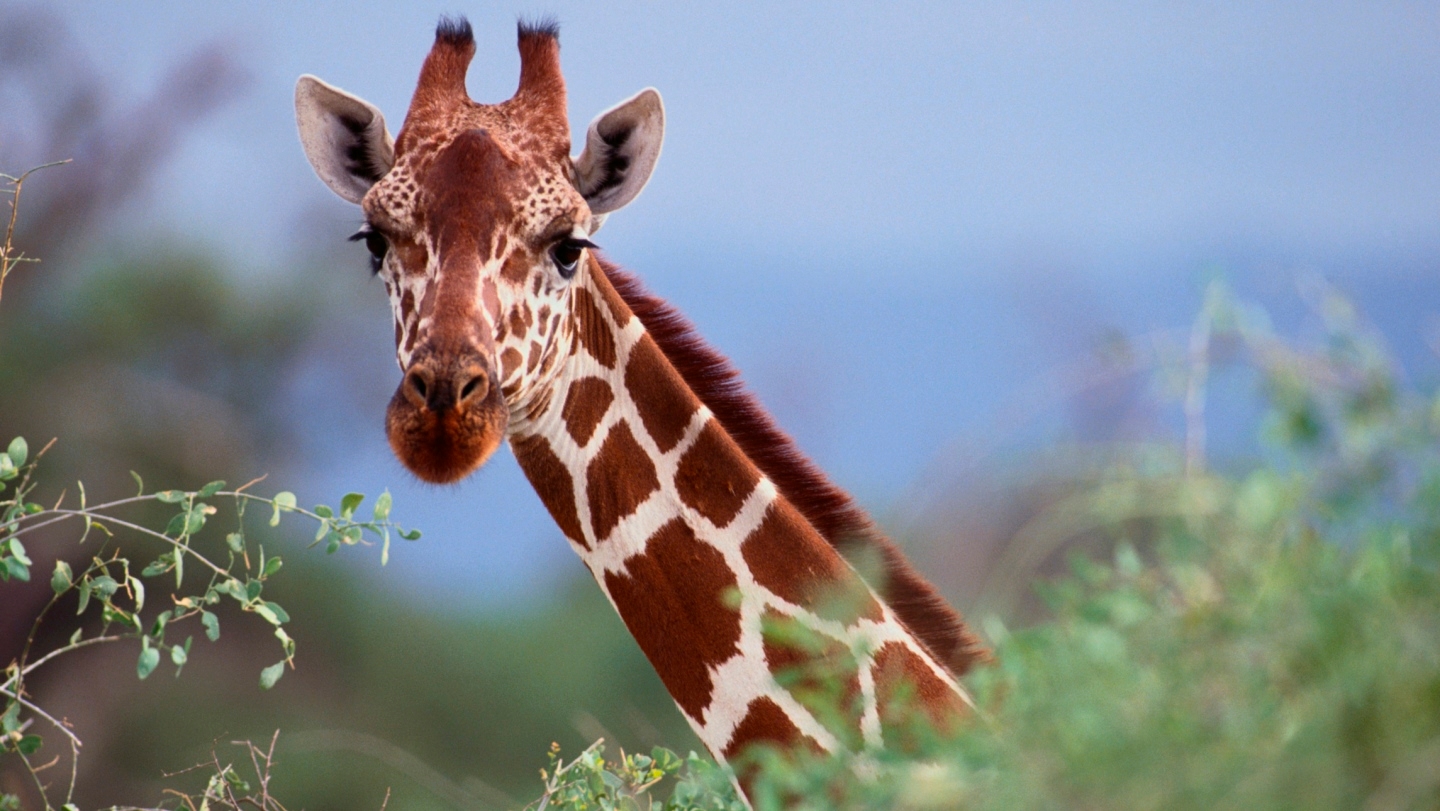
<box><xmin>368</xmin><ymin>127</ymin><xmax>584</xmax><ymax>249</ymax></box>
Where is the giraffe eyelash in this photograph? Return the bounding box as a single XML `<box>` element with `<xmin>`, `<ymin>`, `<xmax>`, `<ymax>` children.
<box><xmin>349</xmin><ymin>225</ymin><xmax>389</xmax><ymax>275</ymax></box>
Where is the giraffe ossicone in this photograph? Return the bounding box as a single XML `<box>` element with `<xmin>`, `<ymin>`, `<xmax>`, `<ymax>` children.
<box><xmin>295</xmin><ymin>15</ymin><xmax>987</xmax><ymax>797</ymax></box>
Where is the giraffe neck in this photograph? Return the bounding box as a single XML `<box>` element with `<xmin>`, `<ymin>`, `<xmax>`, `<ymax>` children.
<box><xmin>506</xmin><ymin>260</ymin><xmax>971</xmax><ymax>767</ymax></box>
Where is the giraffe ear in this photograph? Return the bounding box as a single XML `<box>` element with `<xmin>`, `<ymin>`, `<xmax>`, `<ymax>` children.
<box><xmin>574</xmin><ymin>88</ymin><xmax>664</xmax><ymax>222</ymax></box>
<box><xmin>295</xmin><ymin>75</ymin><xmax>395</xmax><ymax>205</ymax></box>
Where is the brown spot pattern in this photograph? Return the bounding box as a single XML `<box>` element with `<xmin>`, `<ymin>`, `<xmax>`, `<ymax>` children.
<box><xmin>872</xmin><ymin>642</ymin><xmax>967</xmax><ymax>752</ymax></box>
<box><xmin>624</xmin><ymin>335</ymin><xmax>697</xmax><ymax>454</ymax></box>
<box><xmin>511</xmin><ymin>434</ymin><xmax>586</xmax><ymax>548</ymax></box>
<box><xmin>572</xmin><ymin>287</ymin><xmax>616</xmax><ymax>368</ymax></box>
<box><xmin>604</xmin><ymin>519</ymin><xmax>741</xmax><ymax>719</ymax></box>
<box><xmin>481</xmin><ymin>278</ymin><xmax>500</xmax><ymax>322</ymax></box>
<box><xmin>586</xmin><ymin>420</ymin><xmax>659</xmax><ymax>541</ymax></box>
<box><xmin>742</xmin><ymin>501</ymin><xmax>885</xmax><ymax>625</ymax></box>
<box><xmin>508</xmin><ymin>309</ymin><xmax>527</xmax><ymax>340</ymax></box>
<box><xmin>675</xmin><ymin>421</ymin><xmax>759</xmax><ymax>527</ymax></box>
<box><xmin>590</xmin><ymin>264</ymin><xmax>633</xmax><ymax>326</ymax></box>
<box><xmin>761</xmin><ymin>609</ymin><xmax>863</xmax><ymax>749</ymax></box>
<box><xmin>561</xmin><ymin>377</ymin><xmax>614</xmax><ymax>446</ymax></box>
<box><xmin>501</xmin><ymin>251</ymin><xmax>529</xmax><ymax>283</ymax></box>
<box><xmin>722</xmin><ymin>696</ymin><xmax>817</xmax><ymax>761</ymax></box>
<box><xmin>526</xmin><ymin>341</ymin><xmax>540</xmax><ymax>373</ymax></box>
<box><xmin>500</xmin><ymin>347</ymin><xmax>524</xmax><ymax>380</ymax></box>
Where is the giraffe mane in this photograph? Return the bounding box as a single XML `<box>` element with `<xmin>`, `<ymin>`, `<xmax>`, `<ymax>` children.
<box><xmin>598</xmin><ymin>259</ymin><xmax>990</xmax><ymax>675</ymax></box>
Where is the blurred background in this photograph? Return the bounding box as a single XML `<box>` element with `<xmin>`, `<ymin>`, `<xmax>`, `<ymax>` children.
<box><xmin>1</xmin><ymin>2</ymin><xmax>1436</xmax><ymax>807</ymax></box>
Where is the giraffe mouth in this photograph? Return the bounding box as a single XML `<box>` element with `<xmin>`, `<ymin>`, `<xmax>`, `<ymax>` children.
<box><xmin>385</xmin><ymin>349</ymin><xmax>508</xmax><ymax>483</ymax></box>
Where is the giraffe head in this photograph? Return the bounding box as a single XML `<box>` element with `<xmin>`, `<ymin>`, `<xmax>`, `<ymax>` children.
<box><xmin>295</xmin><ymin>17</ymin><xmax>663</xmax><ymax>483</ymax></box>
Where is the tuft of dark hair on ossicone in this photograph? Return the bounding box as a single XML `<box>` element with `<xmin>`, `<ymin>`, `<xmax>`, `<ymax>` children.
<box><xmin>435</xmin><ymin>14</ymin><xmax>474</xmax><ymax>46</ymax></box>
<box><xmin>599</xmin><ymin>259</ymin><xmax>990</xmax><ymax>675</ymax></box>
<box><xmin>517</xmin><ymin>15</ymin><xmax>561</xmax><ymax>41</ymax></box>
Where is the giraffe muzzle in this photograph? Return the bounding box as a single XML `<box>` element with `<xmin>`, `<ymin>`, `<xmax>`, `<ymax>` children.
<box><xmin>386</xmin><ymin>348</ymin><xmax>508</xmax><ymax>484</ymax></box>
<box><xmin>401</xmin><ymin>356</ymin><xmax>491</xmax><ymax>414</ymax></box>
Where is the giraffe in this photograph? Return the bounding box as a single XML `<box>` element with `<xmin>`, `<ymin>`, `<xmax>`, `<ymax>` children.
<box><xmin>295</xmin><ymin>16</ymin><xmax>987</xmax><ymax>795</ymax></box>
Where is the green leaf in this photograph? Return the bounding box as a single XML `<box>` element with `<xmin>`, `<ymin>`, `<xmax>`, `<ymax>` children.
<box><xmin>4</xmin><ymin>557</ymin><xmax>30</xmax><ymax>582</ymax></box>
<box><xmin>270</xmin><ymin>491</ymin><xmax>297</xmax><ymax>526</ymax></box>
<box><xmin>197</xmin><ymin>480</ymin><xmax>226</xmax><ymax>498</ymax></box>
<box><xmin>163</xmin><ymin>512</ymin><xmax>188</xmax><ymax>537</ymax></box>
<box><xmin>70</xmin><ymin>628</ymin><xmax>82</xmax><ymax>645</ymax></box>
<box><xmin>90</xmin><ymin>575</ymin><xmax>118</xmax><ymax>599</ymax></box>
<box><xmin>6</xmin><ymin>538</ymin><xmax>29</xmax><ymax>566</ymax></box>
<box><xmin>1</xmin><ymin>702</ymin><xmax>20</xmax><ymax>734</ymax></box>
<box><xmin>253</xmin><ymin>603</ymin><xmax>280</xmax><ymax>625</ymax></box>
<box><xmin>155</xmin><ymin>490</ymin><xmax>186</xmax><ymax>504</ymax></box>
<box><xmin>0</xmin><ymin>454</ymin><xmax>15</xmax><ymax>480</ymax></box>
<box><xmin>130</xmin><ymin>577</ymin><xmax>146</xmax><ymax>612</ymax></box>
<box><xmin>7</xmin><ymin>436</ymin><xmax>27</xmax><ymax>468</ymax></box>
<box><xmin>400</xmin><ymin>528</ymin><xmax>422</xmax><ymax>541</ymax></box>
<box><xmin>373</xmin><ymin>489</ymin><xmax>393</xmax><ymax>521</ymax></box>
<box><xmin>130</xmin><ymin>470</ymin><xmax>145</xmax><ymax>496</ymax></box>
<box><xmin>245</xmin><ymin>579</ymin><xmax>263</xmax><ymax>602</ymax></box>
<box><xmin>340</xmin><ymin>492</ymin><xmax>365</xmax><ymax>518</ymax></box>
<box><xmin>226</xmin><ymin>532</ymin><xmax>245</xmax><ymax>553</ymax></box>
<box><xmin>259</xmin><ymin>661</ymin><xmax>286</xmax><ymax>690</ymax></box>
<box><xmin>262</xmin><ymin>556</ymin><xmax>283</xmax><ymax>578</ymax></box>
<box><xmin>141</xmin><ymin>553</ymin><xmax>173</xmax><ymax>578</ymax></box>
<box><xmin>201</xmin><ymin>610</ymin><xmax>220</xmax><ymax>641</ymax></box>
<box><xmin>184</xmin><ymin>509</ymin><xmax>206</xmax><ymax>535</ymax></box>
<box><xmin>221</xmin><ymin>578</ymin><xmax>247</xmax><ymax>602</ymax></box>
<box><xmin>171</xmin><ymin>640</ymin><xmax>189</xmax><ymax>667</ymax></box>
<box><xmin>314</xmin><ymin>504</ymin><xmax>333</xmax><ymax>519</ymax></box>
<box><xmin>137</xmin><ymin>647</ymin><xmax>160</xmax><ymax>679</ymax></box>
<box><xmin>262</xmin><ymin>601</ymin><xmax>290</xmax><ymax>624</ymax></box>
<box><xmin>76</xmin><ymin>581</ymin><xmax>91</xmax><ymax>614</ymax></box>
<box><xmin>51</xmin><ymin>560</ymin><xmax>72</xmax><ymax>594</ymax></box>
<box><xmin>16</xmin><ymin>735</ymin><xmax>41</xmax><ymax>755</ymax></box>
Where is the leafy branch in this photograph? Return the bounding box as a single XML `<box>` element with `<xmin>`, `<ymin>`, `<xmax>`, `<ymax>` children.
<box><xmin>0</xmin><ymin>435</ymin><xmax>419</xmax><ymax>810</ymax></box>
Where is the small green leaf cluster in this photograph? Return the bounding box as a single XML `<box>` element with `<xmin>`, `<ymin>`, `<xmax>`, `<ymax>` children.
<box><xmin>528</xmin><ymin>740</ymin><xmax>744</xmax><ymax>811</ymax></box>
<box><xmin>304</xmin><ymin>489</ymin><xmax>420</xmax><ymax>566</ymax></box>
<box><xmin>0</xmin><ymin>437</ymin><xmax>36</xmax><ymax>582</ymax></box>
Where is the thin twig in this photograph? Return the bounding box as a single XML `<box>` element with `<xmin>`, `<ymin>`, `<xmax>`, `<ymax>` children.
<box><xmin>0</xmin><ymin>159</ymin><xmax>71</xmax><ymax>304</ymax></box>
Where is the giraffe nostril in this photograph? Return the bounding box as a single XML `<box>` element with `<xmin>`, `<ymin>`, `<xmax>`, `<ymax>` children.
<box><xmin>459</xmin><ymin>371</ymin><xmax>489</xmax><ymax>404</ymax></box>
<box><xmin>404</xmin><ymin>368</ymin><xmax>433</xmax><ymax>408</ymax></box>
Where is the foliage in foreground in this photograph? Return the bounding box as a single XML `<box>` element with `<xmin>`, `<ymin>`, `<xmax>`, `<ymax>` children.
<box><xmin>0</xmin><ymin>435</ymin><xmax>417</xmax><ymax>809</ymax></box>
<box><xmin>526</xmin><ymin>284</ymin><xmax>1440</xmax><ymax>810</ymax></box>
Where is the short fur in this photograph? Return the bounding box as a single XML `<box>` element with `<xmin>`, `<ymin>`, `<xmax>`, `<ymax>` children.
<box><xmin>599</xmin><ymin>259</ymin><xmax>990</xmax><ymax>674</ymax></box>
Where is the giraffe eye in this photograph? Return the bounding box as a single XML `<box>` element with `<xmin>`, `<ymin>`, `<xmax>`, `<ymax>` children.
<box><xmin>550</xmin><ymin>237</ymin><xmax>597</xmax><ymax>280</ymax></box>
<box><xmin>349</xmin><ymin>225</ymin><xmax>389</xmax><ymax>275</ymax></box>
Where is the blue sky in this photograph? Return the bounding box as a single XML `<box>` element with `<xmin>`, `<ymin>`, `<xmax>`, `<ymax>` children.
<box><xmin>32</xmin><ymin>1</ymin><xmax>1440</xmax><ymax>605</ymax></box>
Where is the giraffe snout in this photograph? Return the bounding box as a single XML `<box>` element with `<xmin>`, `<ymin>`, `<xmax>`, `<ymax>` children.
<box><xmin>402</xmin><ymin>355</ymin><xmax>491</xmax><ymax>414</ymax></box>
<box><xmin>387</xmin><ymin>348</ymin><xmax>508</xmax><ymax>484</ymax></box>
